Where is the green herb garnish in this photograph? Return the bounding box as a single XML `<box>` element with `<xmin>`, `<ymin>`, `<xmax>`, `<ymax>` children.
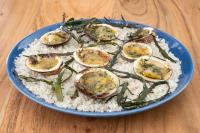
<box><xmin>17</xmin><ymin>57</ymin><xmax>75</xmax><ymax>102</ymax></box>
<box><xmin>117</xmin><ymin>81</ymin><xmax>170</xmax><ymax>109</ymax></box>
<box><xmin>107</xmin><ymin>68</ymin><xmax>143</xmax><ymax>81</ymax></box>
<box><xmin>18</xmin><ymin>75</ymin><xmax>53</xmax><ymax>85</ymax></box>
<box><xmin>18</xmin><ymin>71</ymin><xmax>69</xmax><ymax>101</ymax></box>
<box><xmin>71</xmin><ymin>89</ymin><xmax>79</xmax><ymax>99</ymax></box>
<box><xmin>63</xmin><ymin>57</ymin><xmax>78</xmax><ymax>74</ymax></box>
<box><xmin>104</xmin><ymin>16</ymin><xmax>139</xmax><ymax>28</ymax></box>
<box><xmin>106</xmin><ymin>46</ymin><xmax>122</xmax><ymax>69</ymax></box>
<box><xmin>62</xmin><ymin>18</ymin><xmax>99</xmax><ymax>32</ymax></box>
<box><xmin>153</xmin><ymin>35</ymin><xmax>176</xmax><ymax>63</ymax></box>
<box><xmin>23</xmin><ymin>52</ymin><xmax>73</xmax><ymax>59</ymax></box>
<box><xmin>52</xmin><ymin>71</ymin><xmax>64</xmax><ymax>101</ymax></box>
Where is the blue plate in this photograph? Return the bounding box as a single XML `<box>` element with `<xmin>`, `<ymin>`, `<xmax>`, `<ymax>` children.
<box><xmin>6</xmin><ymin>19</ymin><xmax>194</xmax><ymax>117</ymax></box>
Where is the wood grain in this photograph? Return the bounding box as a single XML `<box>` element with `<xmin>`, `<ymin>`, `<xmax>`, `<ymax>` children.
<box><xmin>0</xmin><ymin>0</ymin><xmax>200</xmax><ymax>132</ymax></box>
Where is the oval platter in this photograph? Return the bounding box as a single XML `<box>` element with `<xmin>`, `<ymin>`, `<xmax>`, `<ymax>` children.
<box><xmin>6</xmin><ymin>19</ymin><xmax>194</xmax><ymax>117</ymax></box>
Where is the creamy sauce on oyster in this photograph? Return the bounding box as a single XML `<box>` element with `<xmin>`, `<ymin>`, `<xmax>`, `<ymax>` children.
<box><xmin>74</xmin><ymin>47</ymin><xmax>110</xmax><ymax>67</ymax></box>
<box><xmin>85</xmin><ymin>24</ymin><xmax>117</xmax><ymax>41</ymax></box>
<box><xmin>75</xmin><ymin>68</ymin><xmax>119</xmax><ymax>99</ymax></box>
<box><xmin>80</xmin><ymin>71</ymin><xmax>117</xmax><ymax>95</ymax></box>
<box><xmin>26</xmin><ymin>55</ymin><xmax>62</xmax><ymax>74</ymax></box>
<box><xmin>30</xmin><ymin>56</ymin><xmax>58</xmax><ymax>70</ymax></box>
<box><xmin>40</xmin><ymin>31</ymin><xmax>71</xmax><ymax>46</ymax></box>
<box><xmin>134</xmin><ymin>56</ymin><xmax>172</xmax><ymax>81</ymax></box>
<box><xmin>122</xmin><ymin>42</ymin><xmax>152</xmax><ymax>59</ymax></box>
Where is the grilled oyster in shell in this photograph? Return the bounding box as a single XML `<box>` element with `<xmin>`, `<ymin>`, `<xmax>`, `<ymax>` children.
<box><xmin>40</xmin><ymin>30</ymin><xmax>71</xmax><ymax>46</ymax></box>
<box><xmin>75</xmin><ymin>68</ymin><xmax>119</xmax><ymax>99</ymax></box>
<box><xmin>134</xmin><ymin>56</ymin><xmax>172</xmax><ymax>82</ymax></box>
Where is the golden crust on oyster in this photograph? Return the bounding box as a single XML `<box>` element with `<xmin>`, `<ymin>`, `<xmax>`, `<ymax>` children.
<box><xmin>40</xmin><ymin>31</ymin><xmax>71</xmax><ymax>46</ymax></box>
<box><xmin>122</xmin><ymin>42</ymin><xmax>152</xmax><ymax>60</ymax></box>
<box><xmin>85</xmin><ymin>23</ymin><xmax>118</xmax><ymax>41</ymax></box>
<box><xmin>73</xmin><ymin>47</ymin><xmax>110</xmax><ymax>67</ymax></box>
<box><xmin>25</xmin><ymin>54</ymin><xmax>63</xmax><ymax>74</ymax></box>
<box><xmin>133</xmin><ymin>56</ymin><xmax>172</xmax><ymax>82</ymax></box>
<box><xmin>129</xmin><ymin>27</ymin><xmax>154</xmax><ymax>43</ymax></box>
<box><xmin>74</xmin><ymin>68</ymin><xmax>119</xmax><ymax>99</ymax></box>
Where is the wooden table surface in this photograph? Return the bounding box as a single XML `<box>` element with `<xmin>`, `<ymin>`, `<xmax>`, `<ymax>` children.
<box><xmin>0</xmin><ymin>0</ymin><xmax>199</xmax><ymax>132</ymax></box>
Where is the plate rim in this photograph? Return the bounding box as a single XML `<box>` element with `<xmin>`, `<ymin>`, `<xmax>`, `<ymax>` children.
<box><xmin>6</xmin><ymin>19</ymin><xmax>194</xmax><ymax>117</ymax></box>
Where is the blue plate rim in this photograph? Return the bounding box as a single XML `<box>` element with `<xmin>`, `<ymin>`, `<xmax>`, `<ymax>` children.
<box><xmin>6</xmin><ymin>19</ymin><xmax>194</xmax><ymax>117</ymax></box>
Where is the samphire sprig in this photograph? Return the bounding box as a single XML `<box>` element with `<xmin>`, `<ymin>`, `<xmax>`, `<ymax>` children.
<box><xmin>106</xmin><ymin>45</ymin><xmax>122</xmax><ymax>69</ymax></box>
<box><xmin>104</xmin><ymin>15</ymin><xmax>139</xmax><ymax>28</ymax></box>
<box><xmin>117</xmin><ymin>81</ymin><xmax>170</xmax><ymax>109</ymax></box>
<box><xmin>61</xmin><ymin>16</ymin><xmax>139</xmax><ymax>45</ymax></box>
<box><xmin>62</xmin><ymin>16</ymin><xmax>139</xmax><ymax>31</ymax></box>
<box><xmin>107</xmin><ymin>68</ymin><xmax>143</xmax><ymax>81</ymax></box>
<box><xmin>105</xmin><ymin>67</ymin><xmax>170</xmax><ymax>109</ymax></box>
<box><xmin>18</xmin><ymin>70</ymin><xmax>72</xmax><ymax>102</ymax></box>
<box><xmin>153</xmin><ymin>35</ymin><xmax>177</xmax><ymax>63</ymax></box>
<box><xmin>23</xmin><ymin>52</ymin><xmax>74</xmax><ymax>58</ymax></box>
<box><xmin>63</xmin><ymin>57</ymin><xmax>78</xmax><ymax>74</ymax></box>
<box><xmin>16</xmin><ymin>58</ymin><xmax>76</xmax><ymax>102</ymax></box>
<box><xmin>61</xmin><ymin>27</ymin><xmax>85</xmax><ymax>47</ymax></box>
<box><xmin>61</xmin><ymin>17</ymin><xmax>100</xmax><ymax>44</ymax></box>
<box><xmin>23</xmin><ymin>52</ymin><xmax>74</xmax><ymax>65</ymax></box>
<box><xmin>62</xmin><ymin>17</ymin><xmax>100</xmax><ymax>32</ymax></box>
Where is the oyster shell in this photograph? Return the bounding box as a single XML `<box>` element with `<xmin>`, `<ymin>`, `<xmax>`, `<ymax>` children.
<box><xmin>25</xmin><ymin>54</ymin><xmax>63</xmax><ymax>75</ymax></box>
<box><xmin>128</xmin><ymin>27</ymin><xmax>154</xmax><ymax>43</ymax></box>
<box><xmin>40</xmin><ymin>30</ymin><xmax>71</xmax><ymax>46</ymax></box>
<box><xmin>75</xmin><ymin>68</ymin><xmax>119</xmax><ymax>99</ymax></box>
<box><xmin>122</xmin><ymin>42</ymin><xmax>152</xmax><ymax>60</ymax></box>
<box><xmin>84</xmin><ymin>24</ymin><xmax>118</xmax><ymax>41</ymax></box>
<box><xmin>134</xmin><ymin>56</ymin><xmax>172</xmax><ymax>82</ymax></box>
<box><xmin>73</xmin><ymin>47</ymin><xmax>110</xmax><ymax>67</ymax></box>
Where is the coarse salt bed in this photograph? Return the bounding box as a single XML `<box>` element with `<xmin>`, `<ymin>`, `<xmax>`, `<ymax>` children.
<box><xmin>15</xmin><ymin>26</ymin><xmax>182</xmax><ymax>112</ymax></box>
